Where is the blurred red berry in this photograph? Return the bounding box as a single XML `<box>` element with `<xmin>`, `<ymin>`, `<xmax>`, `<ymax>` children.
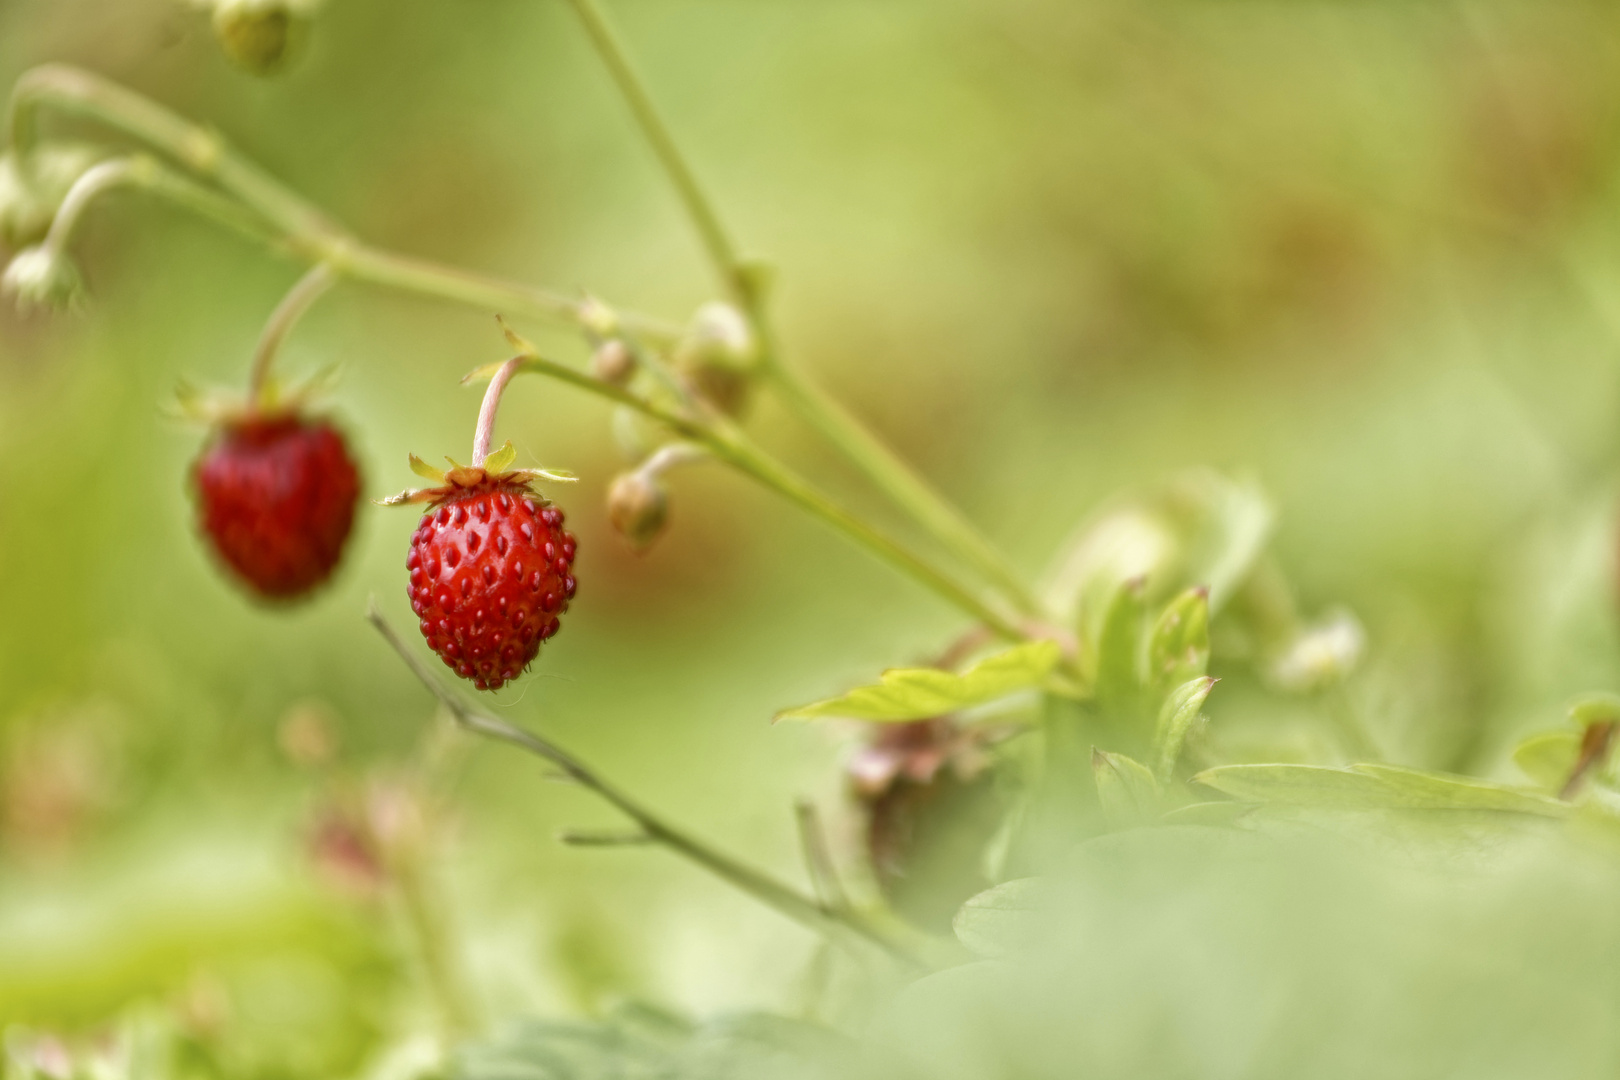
<box><xmin>407</xmin><ymin>482</ymin><xmax>576</xmax><ymax>691</ymax></box>
<box><xmin>193</xmin><ymin>413</ymin><xmax>361</xmax><ymax>599</ymax></box>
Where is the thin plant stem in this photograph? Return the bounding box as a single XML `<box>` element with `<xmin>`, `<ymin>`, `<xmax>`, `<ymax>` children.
<box><xmin>248</xmin><ymin>262</ymin><xmax>336</xmax><ymax>407</ymax></box>
<box><xmin>471</xmin><ymin>355</ymin><xmax>524</xmax><ymax>465</ymax></box>
<box><xmin>366</xmin><ymin>602</ymin><xmax>927</xmax><ymax>970</ymax></box>
<box><xmin>553</xmin><ymin>15</ymin><xmax>1038</xmax><ymax>614</ymax></box>
<box><xmin>476</xmin><ymin>353</ymin><xmax>1027</xmax><ymax>639</ymax></box>
<box><xmin>36</xmin><ymin>154</ymin><xmax>277</xmax><ymax>256</ymax></box>
<box><xmin>8</xmin><ymin>64</ymin><xmax>683</xmax><ymax>343</ymax></box>
<box><xmin>562</xmin><ymin>0</ymin><xmax>743</xmax><ymax>300</ymax></box>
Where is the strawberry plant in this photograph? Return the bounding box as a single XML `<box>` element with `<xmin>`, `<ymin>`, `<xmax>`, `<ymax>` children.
<box><xmin>6</xmin><ymin>2</ymin><xmax>1620</xmax><ymax>1078</ymax></box>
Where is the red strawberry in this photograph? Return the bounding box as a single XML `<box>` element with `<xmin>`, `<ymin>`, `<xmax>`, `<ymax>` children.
<box><xmin>193</xmin><ymin>412</ymin><xmax>361</xmax><ymax>599</ymax></box>
<box><xmin>404</xmin><ymin>476</ymin><xmax>576</xmax><ymax>691</ymax></box>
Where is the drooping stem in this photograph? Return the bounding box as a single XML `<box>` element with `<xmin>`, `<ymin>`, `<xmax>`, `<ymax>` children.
<box><xmin>35</xmin><ymin>154</ymin><xmax>276</xmax><ymax>258</ymax></box>
<box><xmin>562</xmin><ymin>0</ymin><xmax>743</xmax><ymax>301</ymax></box>
<box><xmin>7</xmin><ymin>64</ymin><xmax>683</xmax><ymax>344</ymax></box>
<box><xmin>471</xmin><ymin>355</ymin><xmax>525</xmax><ymax>466</ymax></box>
<box><xmin>478</xmin><ymin>353</ymin><xmax>1026</xmax><ymax>639</ymax></box>
<box><xmin>367</xmin><ymin>602</ymin><xmax>926</xmax><ymax>969</ymax></box>
<box><xmin>248</xmin><ymin>262</ymin><xmax>336</xmax><ymax>407</ymax></box>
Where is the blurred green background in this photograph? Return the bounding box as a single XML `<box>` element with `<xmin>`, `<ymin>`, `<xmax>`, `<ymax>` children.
<box><xmin>5</xmin><ymin>0</ymin><xmax>1620</xmax><ymax>1072</ymax></box>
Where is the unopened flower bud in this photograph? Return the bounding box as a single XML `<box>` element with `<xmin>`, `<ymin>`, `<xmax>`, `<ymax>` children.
<box><xmin>607</xmin><ymin>471</ymin><xmax>669</xmax><ymax>551</ymax></box>
<box><xmin>2</xmin><ymin>247</ymin><xmax>85</xmax><ymax>312</ymax></box>
<box><xmin>211</xmin><ymin>0</ymin><xmax>311</xmax><ymax>75</ymax></box>
<box><xmin>0</xmin><ymin>145</ymin><xmax>101</xmax><ymax>249</ymax></box>
<box><xmin>675</xmin><ymin>302</ymin><xmax>758</xmax><ymax>416</ymax></box>
<box><xmin>589</xmin><ymin>339</ymin><xmax>635</xmax><ymax>386</ymax></box>
<box><xmin>1269</xmin><ymin>610</ymin><xmax>1364</xmax><ymax>693</ymax></box>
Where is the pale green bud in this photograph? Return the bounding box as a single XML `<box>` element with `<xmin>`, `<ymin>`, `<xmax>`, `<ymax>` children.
<box><xmin>2</xmin><ymin>246</ymin><xmax>85</xmax><ymax>312</ymax></box>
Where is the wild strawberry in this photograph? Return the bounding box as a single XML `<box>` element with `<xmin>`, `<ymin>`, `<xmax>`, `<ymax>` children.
<box><xmin>403</xmin><ymin>477</ymin><xmax>576</xmax><ymax>690</ymax></box>
<box><xmin>193</xmin><ymin>412</ymin><xmax>361</xmax><ymax>599</ymax></box>
<box><xmin>385</xmin><ymin>347</ymin><xmax>578</xmax><ymax>691</ymax></box>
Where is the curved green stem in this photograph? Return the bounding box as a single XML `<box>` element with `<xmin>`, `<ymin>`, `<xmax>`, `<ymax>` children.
<box><xmin>367</xmin><ymin>603</ymin><xmax>926</xmax><ymax>969</ymax></box>
<box><xmin>36</xmin><ymin>153</ymin><xmax>277</xmax><ymax>257</ymax></box>
<box><xmin>8</xmin><ymin>64</ymin><xmax>683</xmax><ymax>343</ymax></box>
<box><xmin>485</xmin><ymin>352</ymin><xmax>1026</xmax><ymax>640</ymax></box>
<box><xmin>555</xmin><ymin>12</ymin><xmax>1038</xmax><ymax>614</ymax></box>
<box><xmin>248</xmin><ymin>262</ymin><xmax>335</xmax><ymax>407</ymax></box>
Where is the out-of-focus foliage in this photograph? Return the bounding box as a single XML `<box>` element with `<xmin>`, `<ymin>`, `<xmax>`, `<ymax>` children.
<box><xmin>7</xmin><ymin>0</ymin><xmax>1620</xmax><ymax>1075</ymax></box>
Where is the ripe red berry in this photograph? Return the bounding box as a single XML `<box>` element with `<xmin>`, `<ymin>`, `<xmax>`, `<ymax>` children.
<box><xmin>194</xmin><ymin>412</ymin><xmax>361</xmax><ymax>599</ymax></box>
<box><xmin>406</xmin><ymin>482</ymin><xmax>576</xmax><ymax>691</ymax></box>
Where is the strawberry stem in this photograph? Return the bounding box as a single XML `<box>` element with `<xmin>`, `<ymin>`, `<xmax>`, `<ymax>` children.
<box><xmin>248</xmin><ymin>262</ymin><xmax>335</xmax><ymax>408</ymax></box>
<box><xmin>472</xmin><ymin>354</ymin><xmax>524</xmax><ymax>466</ymax></box>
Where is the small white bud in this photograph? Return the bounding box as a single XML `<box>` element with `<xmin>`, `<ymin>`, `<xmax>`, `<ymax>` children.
<box><xmin>211</xmin><ymin>0</ymin><xmax>312</xmax><ymax>75</ymax></box>
<box><xmin>606</xmin><ymin>471</ymin><xmax>669</xmax><ymax>551</ymax></box>
<box><xmin>1270</xmin><ymin>611</ymin><xmax>1364</xmax><ymax>693</ymax></box>
<box><xmin>589</xmin><ymin>339</ymin><xmax>635</xmax><ymax>386</ymax></box>
<box><xmin>2</xmin><ymin>246</ymin><xmax>85</xmax><ymax>312</ymax></box>
<box><xmin>679</xmin><ymin>301</ymin><xmax>756</xmax><ymax>369</ymax></box>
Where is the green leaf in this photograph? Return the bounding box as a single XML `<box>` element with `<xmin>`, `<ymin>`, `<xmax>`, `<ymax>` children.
<box><xmin>1092</xmin><ymin>748</ymin><xmax>1159</xmax><ymax>827</ymax></box>
<box><xmin>408</xmin><ymin>455</ymin><xmax>446</xmax><ymax>483</ymax></box>
<box><xmin>1152</xmin><ymin>676</ymin><xmax>1217</xmax><ymax>780</ymax></box>
<box><xmin>1571</xmin><ymin>693</ymin><xmax>1620</xmax><ymax>727</ymax></box>
<box><xmin>1092</xmin><ymin>578</ymin><xmax>1146</xmax><ymax>710</ymax></box>
<box><xmin>1147</xmin><ymin>586</ymin><xmax>1210</xmax><ymax>693</ymax></box>
<box><xmin>776</xmin><ymin>641</ymin><xmax>1061</xmax><ymax>722</ymax></box>
<box><xmin>952</xmin><ymin>877</ymin><xmax>1047</xmax><ymax>958</ymax></box>
<box><xmin>1513</xmin><ymin>730</ymin><xmax>1580</xmax><ymax>791</ymax></box>
<box><xmin>1193</xmin><ymin>763</ymin><xmax>1569</xmax><ymax>818</ymax></box>
<box><xmin>481</xmin><ymin>439</ymin><xmax>518</xmax><ymax>474</ymax></box>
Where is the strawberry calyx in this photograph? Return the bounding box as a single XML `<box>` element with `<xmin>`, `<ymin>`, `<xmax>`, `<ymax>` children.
<box><xmin>378</xmin><ymin>440</ymin><xmax>576</xmax><ymax>507</ymax></box>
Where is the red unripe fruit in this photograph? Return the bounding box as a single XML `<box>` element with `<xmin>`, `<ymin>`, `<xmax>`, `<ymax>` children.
<box><xmin>406</xmin><ymin>482</ymin><xmax>576</xmax><ymax>691</ymax></box>
<box><xmin>193</xmin><ymin>413</ymin><xmax>361</xmax><ymax>599</ymax></box>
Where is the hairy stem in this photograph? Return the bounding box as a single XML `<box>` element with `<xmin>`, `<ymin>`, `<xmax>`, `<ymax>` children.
<box><xmin>367</xmin><ymin>603</ymin><xmax>925</xmax><ymax>969</ymax></box>
<box><xmin>248</xmin><ymin>262</ymin><xmax>336</xmax><ymax>407</ymax></box>
<box><xmin>471</xmin><ymin>355</ymin><xmax>524</xmax><ymax>465</ymax></box>
<box><xmin>562</xmin><ymin>0</ymin><xmax>743</xmax><ymax>300</ymax></box>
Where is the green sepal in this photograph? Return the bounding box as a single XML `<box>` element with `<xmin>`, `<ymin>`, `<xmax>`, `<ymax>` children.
<box><xmin>1148</xmin><ymin>586</ymin><xmax>1209</xmax><ymax>694</ymax></box>
<box><xmin>1152</xmin><ymin>675</ymin><xmax>1217</xmax><ymax>781</ymax></box>
<box><xmin>480</xmin><ymin>440</ymin><xmax>518</xmax><ymax>475</ymax></box>
<box><xmin>409</xmin><ymin>455</ymin><xmax>447</xmax><ymax>483</ymax></box>
<box><xmin>1092</xmin><ymin>577</ymin><xmax>1147</xmax><ymax>711</ymax></box>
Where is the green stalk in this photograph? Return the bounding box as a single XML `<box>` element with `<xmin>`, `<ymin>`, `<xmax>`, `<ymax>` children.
<box><xmin>248</xmin><ymin>262</ymin><xmax>335</xmax><ymax>407</ymax></box>
<box><xmin>7</xmin><ymin>64</ymin><xmax>682</xmax><ymax>343</ymax></box>
<box><xmin>555</xmin><ymin>6</ymin><xmax>1039</xmax><ymax>615</ymax></box>
<box><xmin>36</xmin><ymin>154</ymin><xmax>278</xmax><ymax>256</ymax></box>
<box><xmin>368</xmin><ymin>604</ymin><xmax>926</xmax><ymax>970</ymax></box>
<box><xmin>487</xmin><ymin>353</ymin><xmax>1027</xmax><ymax>640</ymax></box>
